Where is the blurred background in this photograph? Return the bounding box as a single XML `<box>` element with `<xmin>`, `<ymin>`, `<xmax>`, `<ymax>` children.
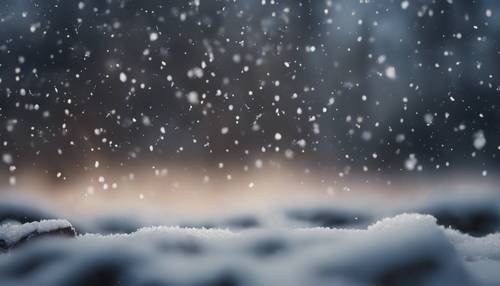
<box><xmin>0</xmin><ymin>0</ymin><xmax>499</xmax><ymax>212</ymax></box>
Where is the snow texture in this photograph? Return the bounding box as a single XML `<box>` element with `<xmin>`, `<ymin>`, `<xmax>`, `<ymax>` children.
<box><xmin>1</xmin><ymin>190</ymin><xmax>500</xmax><ymax>285</ymax></box>
<box><xmin>0</xmin><ymin>214</ymin><xmax>499</xmax><ymax>286</ymax></box>
<box><xmin>0</xmin><ymin>219</ymin><xmax>74</xmax><ymax>249</ymax></box>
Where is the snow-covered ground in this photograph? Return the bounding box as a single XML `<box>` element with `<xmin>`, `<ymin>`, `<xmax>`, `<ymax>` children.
<box><xmin>0</xmin><ymin>214</ymin><xmax>499</xmax><ymax>286</ymax></box>
<box><xmin>0</xmin><ymin>189</ymin><xmax>500</xmax><ymax>286</ymax></box>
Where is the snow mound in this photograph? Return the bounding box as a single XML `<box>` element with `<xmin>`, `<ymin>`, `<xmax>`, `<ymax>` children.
<box><xmin>0</xmin><ymin>220</ymin><xmax>75</xmax><ymax>251</ymax></box>
<box><xmin>0</xmin><ymin>214</ymin><xmax>498</xmax><ymax>286</ymax></box>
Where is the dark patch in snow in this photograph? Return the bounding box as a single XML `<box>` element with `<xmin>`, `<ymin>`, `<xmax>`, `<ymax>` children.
<box><xmin>286</xmin><ymin>208</ymin><xmax>368</xmax><ymax>228</ymax></box>
<box><xmin>205</xmin><ymin>271</ymin><xmax>244</xmax><ymax>286</ymax></box>
<box><xmin>221</xmin><ymin>216</ymin><xmax>260</xmax><ymax>229</ymax></box>
<box><xmin>0</xmin><ymin>201</ymin><xmax>56</xmax><ymax>225</ymax></box>
<box><xmin>94</xmin><ymin>217</ymin><xmax>143</xmax><ymax>234</ymax></box>
<box><xmin>251</xmin><ymin>238</ymin><xmax>287</xmax><ymax>258</ymax></box>
<box><xmin>69</xmin><ymin>261</ymin><xmax>124</xmax><ymax>286</ymax></box>
<box><xmin>411</xmin><ymin>195</ymin><xmax>500</xmax><ymax>236</ymax></box>
<box><xmin>178</xmin><ymin>216</ymin><xmax>259</xmax><ymax>230</ymax></box>
<box><xmin>2</xmin><ymin>249</ymin><xmax>67</xmax><ymax>277</ymax></box>
<box><xmin>376</xmin><ymin>258</ymin><xmax>438</xmax><ymax>286</ymax></box>
<box><xmin>428</xmin><ymin>210</ymin><xmax>500</xmax><ymax>237</ymax></box>
<box><xmin>156</xmin><ymin>239</ymin><xmax>203</xmax><ymax>255</ymax></box>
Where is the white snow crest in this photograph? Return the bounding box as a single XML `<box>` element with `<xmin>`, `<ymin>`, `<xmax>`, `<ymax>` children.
<box><xmin>0</xmin><ymin>219</ymin><xmax>72</xmax><ymax>246</ymax></box>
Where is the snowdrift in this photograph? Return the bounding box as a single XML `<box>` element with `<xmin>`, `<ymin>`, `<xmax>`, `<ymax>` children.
<box><xmin>1</xmin><ymin>190</ymin><xmax>500</xmax><ymax>286</ymax></box>
<box><xmin>0</xmin><ymin>214</ymin><xmax>499</xmax><ymax>286</ymax></box>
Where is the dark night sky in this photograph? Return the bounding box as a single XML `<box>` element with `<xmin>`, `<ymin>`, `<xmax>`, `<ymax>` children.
<box><xmin>1</xmin><ymin>0</ymin><xmax>500</xmax><ymax>179</ymax></box>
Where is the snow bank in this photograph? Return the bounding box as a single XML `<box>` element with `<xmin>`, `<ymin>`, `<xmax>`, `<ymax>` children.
<box><xmin>1</xmin><ymin>191</ymin><xmax>499</xmax><ymax>285</ymax></box>
<box><xmin>0</xmin><ymin>214</ymin><xmax>498</xmax><ymax>286</ymax></box>
<box><xmin>0</xmin><ymin>220</ymin><xmax>75</xmax><ymax>250</ymax></box>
